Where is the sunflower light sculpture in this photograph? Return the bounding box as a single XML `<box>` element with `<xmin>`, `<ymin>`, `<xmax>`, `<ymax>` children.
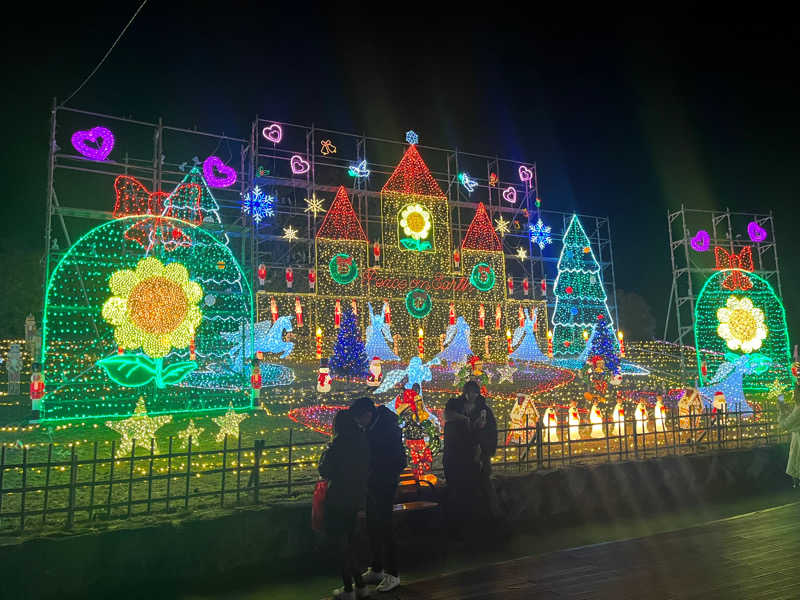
<box><xmin>716</xmin><ymin>296</ymin><xmax>768</xmax><ymax>353</ymax></box>
<box><xmin>399</xmin><ymin>203</ymin><xmax>433</xmax><ymax>251</ymax></box>
<box><xmin>98</xmin><ymin>257</ymin><xmax>203</xmax><ymax>388</ymax></box>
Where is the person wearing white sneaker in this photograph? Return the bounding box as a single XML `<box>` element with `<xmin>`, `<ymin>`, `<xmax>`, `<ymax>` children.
<box><xmin>375</xmin><ymin>573</ymin><xmax>401</xmax><ymax>592</ymax></box>
<box><xmin>361</xmin><ymin>567</ymin><xmax>384</xmax><ymax>586</ymax></box>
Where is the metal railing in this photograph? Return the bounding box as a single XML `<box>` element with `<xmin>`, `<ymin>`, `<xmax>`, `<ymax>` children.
<box><xmin>0</xmin><ymin>407</ymin><xmax>787</xmax><ymax>534</ymax></box>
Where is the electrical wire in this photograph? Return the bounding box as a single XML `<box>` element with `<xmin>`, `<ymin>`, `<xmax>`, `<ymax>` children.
<box><xmin>61</xmin><ymin>0</ymin><xmax>149</xmax><ymax>106</ymax></box>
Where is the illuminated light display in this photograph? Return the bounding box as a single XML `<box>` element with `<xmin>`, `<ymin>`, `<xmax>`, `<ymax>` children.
<box><xmin>518</xmin><ymin>165</ymin><xmax>533</xmax><ymax>185</ymax></box>
<box><xmin>510</xmin><ymin>308</ymin><xmax>548</xmax><ymax>362</ymax></box>
<box><xmin>714</xmin><ymin>246</ymin><xmax>754</xmax><ymax>291</ymax></box>
<box><xmin>328</xmin><ymin>253</ymin><xmax>359</xmax><ymax>285</ymax></box>
<box><xmin>515</xmin><ymin>247</ymin><xmax>528</xmax><ymax>261</ymax></box>
<box><xmin>303</xmin><ymin>194</ymin><xmax>326</xmax><ymax>217</ymax></box>
<box><xmin>470</xmin><ymin>263</ymin><xmax>496</xmax><ymax>291</ymax></box>
<box><xmin>105</xmin><ymin>397</ymin><xmax>172</xmax><ymax>455</ymax></box>
<box><xmin>462</xmin><ymin>203</ymin><xmax>502</xmax><ymax>252</ymax></box>
<box><xmin>747</xmin><ymin>220</ymin><xmax>768</xmax><ymax>242</ymax></box>
<box><xmin>42</xmin><ymin>214</ymin><xmax>253</xmax><ymax>421</ymax></box>
<box><xmin>177</xmin><ymin>418</ymin><xmax>205</xmax><ymax>448</ymax></box>
<box><xmin>347</xmin><ymin>159</ymin><xmax>370</xmax><ymax>178</ymax></box>
<box><xmin>529</xmin><ymin>218</ymin><xmax>552</xmax><ymax>250</ymax></box>
<box><xmin>241</xmin><ymin>185</ymin><xmax>275</xmax><ymax>224</ymax></box>
<box><xmin>71</xmin><ymin>125</ymin><xmax>114</xmax><ymax>160</ymax></box>
<box><xmin>202</xmin><ymin>156</ymin><xmax>237</xmax><ymax>188</ymax></box>
<box><xmin>489</xmin><ymin>172</ymin><xmax>498</xmax><ymax>187</ymax></box>
<box><xmin>694</xmin><ymin>269</ymin><xmax>791</xmax><ymax>393</ymax></box>
<box><xmin>330</xmin><ymin>309</ymin><xmax>368</xmax><ymax>377</ymax></box>
<box><xmin>697</xmin><ymin>352</ymin><xmax>772</xmax><ymax>412</ymax></box>
<box><xmin>494</xmin><ymin>215</ymin><xmax>510</xmax><ymax>237</ymax></box>
<box><xmin>405</xmin><ymin>288</ymin><xmax>433</xmax><ymax>319</ymax></box>
<box><xmin>690</xmin><ymin>230</ymin><xmax>710</xmax><ymax>252</ymax></box>
<box><xmin>552</xmin><ymin>215</ymin><xmax>614</xmax><ymax>356</ymax></box>
<box><xmin>213</xmin><ymin>404</ymin><xmax>249</xmax><ymax>441</ymax></box>
<box><xmin>405</xmin><ymin>130</ymin><xmax>419</xmax><ymax>145</ymax></box>
<box><xmin>502</xmin><ymin>186</ymin><xmax>517</xmax><ymax>203</ymax></box>
<box><xmin>586</xmin><ymin>315</ymin><xmax>621</xmax><ymax>374</ymax></box>
<box><xmin>290</xmin><ymin>155</ymin><xmax>311</xmax><ymax>175</ymax></box>
<box><xmin>716</xmin><ymin>296</ymin><xmax>768</xmax><ymax>353</ymax></box>
<box><xmin>365</xmin><ymin>303</ymin><xmax>399</xmax><ymax>360</ymax></box>
<box><xmin>399</xmin><ymin>203</ymin><xmax>434</xmax><ymax>251</ymax></box>
<box><xmin>282</xmin><ymin>225</ymin><xmax>299</xmax><ymax>242</ymax></box>
<box><xmin>262</xmin><ymin>123</ymin><xmax>283</xmax><ymax>143</ymax></box>
<box><xmin>458</xmin><ymin>172</ymin><xmax>478</xmax><ymax>193</ymax></box>
<box><xmin>320</xmin><ymin>139</ymin><xmax>336</xmax><ymax>155</ymax></box>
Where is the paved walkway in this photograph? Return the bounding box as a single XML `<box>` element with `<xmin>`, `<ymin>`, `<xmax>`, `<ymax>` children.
<box><xmin>391</xmin><ymin>502</ymin><xmax>800</xmax><ymax>599</ymax></box>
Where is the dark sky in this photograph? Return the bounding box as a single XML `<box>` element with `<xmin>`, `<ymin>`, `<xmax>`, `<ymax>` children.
<box><xmin>2</xmin><ymin>9</ymin><xmax>798</xmax><ymax>339</ymax></box>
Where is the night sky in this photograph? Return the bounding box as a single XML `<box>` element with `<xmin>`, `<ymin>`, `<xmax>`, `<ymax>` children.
<box><xmin>2</xmin><ymin>11</ymin><xmax>798</xmax><ymax>339</ymax></box>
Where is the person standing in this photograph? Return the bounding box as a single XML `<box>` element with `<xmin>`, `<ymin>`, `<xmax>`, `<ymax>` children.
<box><xmin>350</xmin><ymin>397</ymin><xmax>406</xmax><ymax>593</ymax></box>
<box><xmin>778</xmin><ymin>386</ymin><xmax>800</xmax><ymax>488</ymax></box>
<box><xmin>443</xmin><ymin>396</ymin><xmax>483</xmax><ymax>533</ymax></box>
<box><xmin>461</xmin><ymin>380</ymin><xmax>499</xmax><ymax>520</ymax></box>
<box><xmin>318</xmin><ymin>409</ymin><xmax>370</xmax><ymax>600</ymax></box>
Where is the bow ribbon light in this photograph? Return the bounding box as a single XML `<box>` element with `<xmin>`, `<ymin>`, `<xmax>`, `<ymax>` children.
<box><xmin>714</xmin><ymin>246</ymin><xmax>753</xmax><ymax>291</ymax></box>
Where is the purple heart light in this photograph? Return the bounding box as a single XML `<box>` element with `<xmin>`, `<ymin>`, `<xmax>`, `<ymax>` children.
<box><xmin>202</xmin><ymin>156</ymin><xmax>237</xmax><ymax>188</ymax></box>
<box><xmin>518</xmin><ymin>165</ymin><xmax>533</xmax><ymax>185</ymax></box>
<box><xmin>502</xmin><ymin>186</ymin><xmax>517</xmax><ymax>203</ymax></box>
<box><xmin>747</xmin><ymin>221</ymin><xmax>767</xmax><ymax>243</ymax></box>
<box><xmin>290</xmin><ymin>155</ymin><xmax>311</xmax><ymax>175</ymax></box>
<box><xmin>690</xmin><ymin>230</ymin><xmax>710</xmax><ymax>252</ymax></box>
<box><xmin>71</xmin><ymin>126</ymin><xmax>114</xmax><ymax>161</ymax></box>
<box><xmin>262</xmin><ymin>123</ymin><xmax>283</xmax><ymax>144</ymax></box>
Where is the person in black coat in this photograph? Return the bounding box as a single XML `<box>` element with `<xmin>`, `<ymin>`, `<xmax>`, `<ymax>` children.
<box><xmin>350</xmin><ymin>397</ymin><xmax>406</xmax><ymax>592</ymax></box>
<box><xmin>461</xmin><ymin>380</ymin><xmax>500</xmax><ymax>519</ymax></box>
<box><xmin>318</xmin><ymin>409</ymin><xmax>370</xmax><ymax>600</ymax></box>
<box><xmin>442</xmin><ymin>396</ymin><xmax>483</xmax><ymax>531</ymax></box>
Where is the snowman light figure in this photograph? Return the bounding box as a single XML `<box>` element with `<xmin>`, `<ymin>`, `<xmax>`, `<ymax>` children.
<box><xmin>316</xmin><ymin>359</ymin><xmax>332</xmax><ymax>393</ymax></box>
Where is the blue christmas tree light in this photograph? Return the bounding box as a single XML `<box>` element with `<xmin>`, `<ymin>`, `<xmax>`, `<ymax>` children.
<box><xmin>330</xmin><ymin>309</ymin><xmax>369</xmax><ymax>378</ymax></box>
<box><xmin>529</xmin><ymin>218</ymin><xmax>552</xmax><ymax>250</ymax></box>
<box><xmin>240</xmin><ymin>185</ymin><xmax>274</xmax><ymax>224</ymax></box>
<box><xmin>586</xmin><ymin>315</ymin><xmax>621</xmax><ymax>374</ymax></box>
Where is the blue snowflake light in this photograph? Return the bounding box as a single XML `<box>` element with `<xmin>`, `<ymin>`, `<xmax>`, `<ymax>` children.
<box><xmin>529</xmin><ymin>218</ymin><xmax>552</xmax><ymax>250</ymax></box>
<box><xmin>405</xmin><ymin>130</ymin><xmax>419</xmax><ymax>145</ymax></box>
<box><xmin>241</xmin><ymin>185</ymin><xmax>274</xmax><ymax>224</ymax></box>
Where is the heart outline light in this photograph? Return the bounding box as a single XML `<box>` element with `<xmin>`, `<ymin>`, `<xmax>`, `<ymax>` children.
<box><xmin>202</xmin><ymin>156</ymin><xmax>237</xmax><ymax>188</ymax></box>
<box><xmin>502</xmin><ymin>186</ymin><xmax>517</xmax><ymax>203</ymax></box>
<box><xmin>290</xmin><ymin>155</ymin><xmax>310</xmax><ymax>175</ymax></box>
<box><xmin>71</xmin><ymin>126</ymin><xmax>114</xmax><ymax>161</ymax></box>
<box><xmin>747</xmin><ymin>221</ymin><xmax>767</xmax><ymax>243</ymax></box>
<box><xmin>690</xmin><ymin>230</ymin><xmax>710</xmax><ymax>252</ymax></box>
<box><xmin>518</xmin><ymin>165</ymin><xmax>533</xmax><ymax>185</ymax></box>
<box><xmin>262</xmin><ymin>124</ymin><xmax>283</xmax><ymax>144</ymax></box>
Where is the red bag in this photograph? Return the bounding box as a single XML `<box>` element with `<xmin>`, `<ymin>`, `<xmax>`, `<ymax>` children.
<box><xmin>311</xmin><ymin>480</ymin><xmax>328</xmax><ymax>532</ymax></box>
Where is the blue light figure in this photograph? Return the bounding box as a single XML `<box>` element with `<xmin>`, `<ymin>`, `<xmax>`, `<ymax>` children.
<box><xmin>434</xmin><ymin>316</ymin><xmax>474</xmax><ymax>364</ymax></box>
<box><xmin>223</xmin><ymin>315</ymin><xmax>295</xmax><ymax>370</ymax></box>
<box><xmin>698</xmin><ymin>352</ymin><xmax>772</xmax><ymax>413</ymax></box>
<box><xmin>509</xmin><ymin>308</ymin><xmax>549</xmax><ymax>362</ymax></box>
<box><xmin>347</xmin><ymin>160</ymin><xmax>370</xmax><ymax>178</ymax></box>
<box><xmin>458</xmin><ymin>172</ymin><xmax>478</xmax><ymax>193</ymax></box>
<box><xmin>374</xmin><ymin>356</ymin><xmax>440</xmax><ymax>399</ymax></box>
<box><xmin>364</xmin><ymin>302</ymin><xmax>400</xmax><ymax>361</ymax></box>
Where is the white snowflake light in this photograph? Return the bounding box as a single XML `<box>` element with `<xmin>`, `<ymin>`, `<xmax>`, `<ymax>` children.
<box><xmin>529</xmin><ymin>218</ymin><xmax>552</xmax><ymax>250</ymax></box>
<box><xmin>241</xmin><ymin>186</ymin><xmax>274</xmax><ymax>224</ymax></box>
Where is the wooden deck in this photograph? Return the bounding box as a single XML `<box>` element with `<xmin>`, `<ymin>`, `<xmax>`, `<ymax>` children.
<box><xmin>392</xmin><ymin>501</ymin><xmax>800</xmax><ymax>599</ymax></box>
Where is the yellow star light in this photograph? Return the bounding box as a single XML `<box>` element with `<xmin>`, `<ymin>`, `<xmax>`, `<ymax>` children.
<box><xmin>177</xmin><ymin>419</ymin><xmax>205</xmax><ymax>448</ymax></box>
<box><xmin>494</xmin><ymin>216</ymin><xmax>510</xmax><ymax>237</ymax></box>
<box><xmin>515</xmin><ymin>247</ymin><xmax>528</xmax><ymax>261</ymax></box>
<box><xmin>213</xmin><ymin>404</ymin><xmax>248</xmax><ymax>441</ymax></box>
<box><xmin>282</xmin><ymin>225</ymin><xmax>299</xmax><ymax>242</ymax></box>
<box><xmin>304</xmin><ymin>195</ymin><xmax>326</xmax><ymax>217</ymax></box>
<box><xmin>105</xmin><ymin>397</ymin><xmax>172</xmax><ymax>455</ymax></box>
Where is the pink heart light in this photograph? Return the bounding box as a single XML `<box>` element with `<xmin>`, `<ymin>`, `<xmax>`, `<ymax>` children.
<box><xmin>262</xmin><ymin>123</ymin><xmax>283</xmax><ymax>144</ymax></box>
<box><xmin>690</xmin><ymin>230</ymin><xmax>710</xmax><ymax>252</ymax></box>
<box><xmin>518</xmin><ymin>165</ymin><xmax>533</xmax><ymax>185</ymax></box>
<box><xmin>71</xmin><ymin>126</ymin><xmax>114</xmax><ymax>161</ymax></box>
<box><xmin>290</xmin><ymin>155</ymin><xmax>310</xmax><ymax>175</ymax></box>
<box><xmin>747</xmin><ymin>221</ymin><xmax>767</xmax><ymax>243</ymax></box>
<box><xmin>502</xmin><ymin>186</ymin><xmax>517</xmax><ymax>203</ymax></box>
<box><xmin>202</xmin><ymin>156</ymin><xmax>237</xmax><ymax>188</ymax></box>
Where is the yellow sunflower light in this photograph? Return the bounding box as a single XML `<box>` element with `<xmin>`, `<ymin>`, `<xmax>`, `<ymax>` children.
<box><xmin>98</xmin><ymin>257</ymin><xmax>202</xmax><ymax>389</ymax></box>
<box><xmin>716</xmin><ymin>296</ymin><xmax>767</xmax><ymax>353</ymax></box>
<box><xmin>399</xmin><ymin>204</ymin><xmax>433</xmax><ymax>251</ymax></box>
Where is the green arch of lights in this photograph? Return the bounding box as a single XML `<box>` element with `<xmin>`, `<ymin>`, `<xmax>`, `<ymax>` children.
<box><xmin>693</xmin><ymin>268</ymin><xmax>791</xmax><ymax>392</ymax></box>
<box><xmin>41</xmin><ymin>216</ymin><xmax>254</xmax><ymax>422</ymax></box>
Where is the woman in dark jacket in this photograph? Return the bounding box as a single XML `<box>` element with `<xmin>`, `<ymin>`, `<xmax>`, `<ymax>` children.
<box><xmin>318</xmin><ymin>409</ymin><xmax>371</xmax><ymax>600</ymax></box>
<box><xmin>442</xmin><ymin>396</ymin><xmax>483</xmax><ymax>532</ymax></box>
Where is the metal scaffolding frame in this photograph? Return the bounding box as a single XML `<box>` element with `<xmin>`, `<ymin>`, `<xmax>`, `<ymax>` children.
<box><xmin>42</xmin><ymin>102</ymin><xmax>619</xmax><ymax>350</ymax></box>
<box><xmin>664</xmin><ymin>204</ymin><xmax>782</xmax><ymax>350</ymax></box>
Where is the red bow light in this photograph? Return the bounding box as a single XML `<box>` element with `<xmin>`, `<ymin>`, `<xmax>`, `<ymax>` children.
<box><xmin>113</xmin><ymin>176</ymin><xmax>201</xmax><ymax>252</ymax></box>
<box><xmin>714</xmin><ymin>246</ymin><xmax>753</xmax><ymax>291</ymax></box>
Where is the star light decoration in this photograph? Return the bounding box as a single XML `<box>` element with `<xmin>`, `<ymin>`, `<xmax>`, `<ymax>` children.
<box><xmin>177</xmin><ymin>419</ymin><xmax>205</xmax><ymax>448</ymax></box>
<box><xmin>304</xmin><ymin>194</ymin><xmax>326</xmax><ymax>218</ymax></box>
<box><xmin>241</xmin><ymin>185</ymin><xmax>275</xmax><ymax>224</ymax></box>
<box><xmin>494</xmin><ymin>216</ymin><xmax>510</xmax><ymax>237</ymax></box>
<box><xmin>529</xmin><ymin>218</ymin><xmax>552</xmax><ymax>250</ymax></box>
<box><xmin>496</xmin><ymin>364</ymin><xmax>517</xmax><ymax>384</ymax></box>
<box><xmin>515</xmin><ymin>246</ymin><xmax>528</xmax><ymax>261</ymax></box>
<box><xmin>767</xmin><ymin>378</ymin><xmax>787</xmax><ymax>400</ymax></box>
<box><xmin>105</xmin><ymin>397</ymin><xmax>172</xmax><ymax>455</ymax></box>
<box><xmin>213</xmin><ymin>404</ymin><xmax>248</xmax><ymax>442</ymax></box>
<box><xmin>282</xmin><ymin>225</ymin><xmax>299</xmax><ymax>242</ymax></box>
<box><xmin>405</xmin><ymin>130</ymin><xmax>419</xmax><ymax>145</ymax></box>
